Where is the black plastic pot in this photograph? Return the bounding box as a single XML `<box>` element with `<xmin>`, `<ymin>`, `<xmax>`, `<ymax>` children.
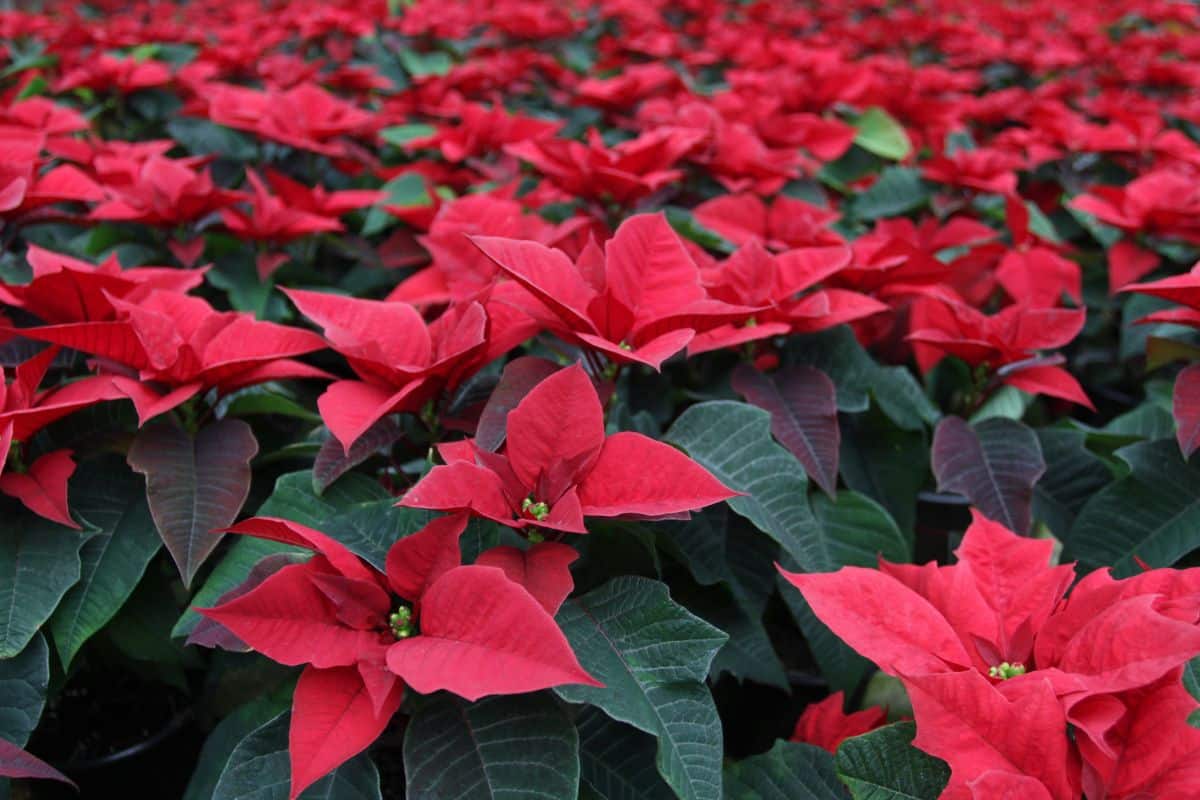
<box><xmin>26</xmin><ymin>670</ymin><xmax>204</xmax><ymax>799</ymax></box>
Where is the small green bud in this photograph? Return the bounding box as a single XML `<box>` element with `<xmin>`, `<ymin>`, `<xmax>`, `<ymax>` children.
<box><xmin>744</xmin><ymin>316</ymin><xmax>757</xmax><ymax>328</ymax></box>
<box><xmin>389</xmin><ymin>603</ymin><xmax>417</xmax><ymax>640</ymax></box>
<box><xmin>618</xmin><ymin>341</ymin><xmax>632</xmax><ymax>351</ymax></box>
<box><xmin>521</xmin><ymin>497</ymin><xmax>549</xmax><ymax>521</ymax></box>
<box><xmin>988</xmin><ymin>661</ymin><xmax>1026</xmax><ymax>680</ymax></box>
<box><xmin>527</xmin><ymin>530</ymin><xmax>545</xmax><ymax>544</ymax></box>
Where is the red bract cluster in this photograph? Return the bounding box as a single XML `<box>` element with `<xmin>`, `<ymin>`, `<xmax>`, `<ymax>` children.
<box><xmin>2</xmin><ymin>0</ymin><xmax>1200</xmax><ymax>797</ymax></box>
<box><xmin>783</xmin><ymin>512</ymin><xmax>1200</xmax><ymax>799</ymax></box>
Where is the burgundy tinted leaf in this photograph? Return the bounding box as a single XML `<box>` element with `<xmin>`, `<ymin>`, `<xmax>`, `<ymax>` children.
<box><xmin>1173</xmin><ymin>363</ymin><xmax>1200</xmax><ymax>458</ymax></box>
<box><xmin>127</xmin><ymin>418</ymin><xmax>259</xmax><ymax>587</ymax></box>
<box><xmin>0</xmin><ymin>739</ymin><xmax>75</xmax><ymax>787</ymax></box>
<box><xmin>475</xmin><ymin>357</ymin><xmax>560</xmax><ymax>452</ymax></box>
<box><xmin>931</xmin><ymin>417</ymin><xmax>1045</xmax><ymax>535</ymax></box>
<box><xmin>312</xmin><ymin>416</ymin><xmax>404</xmax><ymax>495</ymax></box>
<box><xmin>731</xmin><ymin>363</ymin><xmax>840</xmax><ymax>497</ymax></box>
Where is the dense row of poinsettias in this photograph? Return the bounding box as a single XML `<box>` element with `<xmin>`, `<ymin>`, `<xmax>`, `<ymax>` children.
<box><xmin>3</xmin><ymin>0</ymin><xmax>1200</xmax><ymax>798</ymax></box>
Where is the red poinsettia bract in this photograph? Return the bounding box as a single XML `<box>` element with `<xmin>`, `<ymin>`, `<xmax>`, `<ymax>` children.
<box><xmin>781</xmin><ymin>511</ymin><xmax>1200</xmax><ymax>799</ymax></box>
<box><xmin>472</xmin><ymin>212</ymin><xmax>755</xmax><ymax>369</ymax></box>
<box><xmin>400</xmin><ymin>363</ymin><xmax>737</xmax><ymax>532</ymax></box>
<box><xmin>0</xmin><ymin>346</ymin><xmax>123</xmax><ymax>526</ymax></box>
<box><xmin>199</xmin><ymin>513</ymin><xmax>597</xmax><ymax>798</ymax></box>
<box><xmin>13</xmin><ymin>291</ymin><xmax>330</xmax><ymax>423</ymax></box>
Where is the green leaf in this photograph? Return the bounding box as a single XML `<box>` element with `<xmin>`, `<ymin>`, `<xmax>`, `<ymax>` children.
<box><xmin>724</xmin><ymin>740</ymin><xmax>846</xmax><ymax>800</ymax></box>
<box><xmin>1065</xmin><ymin>201</ymin><xmax>1122</xmax><ymax>249</ymax></box>
<box><xmin>404</xmin><ymin>692</ymin><xmax>579</xmax><ymax>800</ymax></box>
<box><xmin>835</xmin><ymin>722</ymin><xmax>950</xmax><ymax>800</ymax></box>
<box><xmin>852</xmin><ymin>167</ymin><xmax>930</xmax><ymax>221</ymax></box>
<box><xmin>398</xmin><ymin>48</ymin><xmax>453</xmax><ymax>77</ymax></box>
<box><xmin>555</xmin><ymin>577</ymin><xmax>727</xmax><ymax>800</ymax></box>
<box><xmin>839</xmin><ymin>412</ymin><xmax>928</xmax><ymax>534</ymax></box>
<box><xmin>49</xmin><ymin>456</ymin><xmax>161</xmax><ymax>668</ymax></box>
<box><xmin>1066</xmin><ymin>439</ymin><xmax>1200</xmax><ymax>576</ymax></box>
<box><xmin>664</xmin><ymin>207</ymin><xmax>736</xmax><ymax>254</ymax></box>
<box><xmin>968</xmin><ymin>385</ymin><xmax>1031</xmax><ymax>423</ymax></box>
<box><xmin>220</xmin><ymin>388</ymin><xmax>322</xmax><ymax>422</ymax></box>
<box><xmin>166</xmin><ymin>117</ymin><xmax>258</xmax><ymax>161</ymax></box>
<box><xmin>0</xmin><ymin>513</ymin><xmax>89</xmax><ymax>658</ymax></box>
<box><xmin>812</xmin><ymin>491</ymin><xmax>911</xmax><ymax>565</ymax></box>
<box><xmin>0</xmin><ymin>634</ymin><xmax>48</xmax><ymax>747</ymax></box>
<box><xmin>257</xmin><ymin>470</ymin><xmax>392</xmax><ymax>522</ymax></box>
<box><xmin>577</xmin><ymin>708</ymin><xmax>675</xmax><ymax>800</ymax></box>
<box><xmin>362</xmin><ymin>173</ymin><xmax>433</xmax><ymax>236</ymax></box>
<box><xmin>1032</xmin><ymin>429</ymin><xmax>1112</xmax><ymax>538</ymax></box>
<box><xmin>183</xmin><ymin>689</ymin><xmax>293</xmax><ymax>800</ymax></box>
<box><xmin>686</xmin><ymin>585</ymin><xmax>788</xmax><ymax>690</ymax></box>
<box><xmin>380</xmin><ymin>123</ymin><xmax>437</xmax><ymax>146</ymax></box>
<box><xmin>213</xmin><ymin>712</ymin><xmax>381</xmax><ymax>800</ymax></box>
<box><xmin>852</xmin><ymin>108</ymin><xmax>912</xmax><ymax>161</ymax></box>
<box><xmin>127</xmin><ymin>417</ymin><xmax>259</xmax><ymax>587</ymax></box>
<box><xmin>669</xmin><ymin>402</ymin><xmax>907</xmax><ymax>572</ymax></box>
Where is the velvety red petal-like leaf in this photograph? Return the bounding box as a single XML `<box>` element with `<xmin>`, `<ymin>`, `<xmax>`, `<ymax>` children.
<box><xmin>197</xmin><ymin>562</ymin><xmax>379</xmax><ymax>669</ymax></box>
<box><xmin>779</xmin><ymin>565</ymin><xmax>973</xmax><ymax>674</ymax></box>
<box><xmin>127</xmin><ymin>418</ymin><xmax>259</xmax><ymax>586</ymax></box>
<box><xmin>1004</xmin><ymin>365</ymin><xmax>1094</xmax><ymax>410</ymax></box>
<box><xmin>504</xmin><ymin>364</ymin><xmax>606</xmax><ymax>492</ymax></box>
<box><xmin>474</xmin><ymin>542</ymin><xmax>578</xmax><ymax>615</ymax></box>
<box><xmin>317</xmin><ymin>379</ymin><xmax>413</xmax><ymax>454</ymax></box>
<box><xmin>385</xmin><ymin>513</ymin><xmax>467</xmax><ymax>601</ymax></box>
<box><xmin>790</xmin><ymin>691</ymin><xmax>887</xmax><ymax>753</ymax></box>
<box><xmin>187</xmin><ymin>553</ymin><xmax>307</xmax><ymax>651</ymax></box>
<box><xmin>288</xmin><ymin>665</ymin><xmax>404</xmax><ymax>800</ymax></box>
<box><xmin>224</xmin><ymin>516</ymin><xmax>378</xmax><ymax>586</ymax></box>
<box><xmin>475</xmin><ymin>357</ymin><xmax>560</xmax><ymax>452</ymax></box>
<box><xmin>905</xmin><ymin>671</ymin><xmax>1077</xmax><ymax>800</ymax></box>
<box><xmin>0</xmin><ymin>449</ymin><xmax>79</xmax><ymax>528</ymax></box>
<box><xmin>398</xmin><ymin>461</ymin><xmax>515</xmax><ymax>523</ymax></box>
<box><xmin>1108</xmin><ymin>239</ymin><xmax>1160</xmax><ymax>293</ymax></box>
<box><xmin>577</xmin><ymin>431</ymin><xmax>738</xmax><ymax>518</ymax></box>
<box><xmin>386</xmin><ymin>565</ymin><xmax>600</xmax><ymax>701</ymax></box>
<box><xmin>470</xmin><ymin>235</ymin><xmax>596</xmax><ymax>333</ymax></box>
<box><xmin>731</xmin><ymin>363</ymin><xmax>840</xmax><ymax>497</ymax></box>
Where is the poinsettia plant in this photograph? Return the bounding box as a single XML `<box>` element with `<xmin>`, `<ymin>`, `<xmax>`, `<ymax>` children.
<box><xmin>4</xmin><ymin>0</ymin><xmax>1200</xmax><ymax>799</ymax></box>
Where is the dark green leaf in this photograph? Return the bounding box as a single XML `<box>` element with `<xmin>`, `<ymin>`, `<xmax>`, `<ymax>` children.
<box><xmin>577</xmin><ymin>708</ymin><xmax>674</xmax><ymax>800</ymax></box>
<box><xmin>724</xmin><ymin>740</ymin><xmax>847</xmax><ymax>800</ymax></box>
<box><xmin>0</xmin><ymin>634</ymin><xmax>48</xmax><ymax>746</ymax></box>
<box><xmin>1066</xmin><ymin>439</ymin><xmax>1200</xmax><ymax>575</ymax></box>
<box><xmin>49</xmin><ymin>457</ymin><xmax>161</xmax><ymax>667</ymax></box>
<box><xmin>835</xmin><ymin>723</ymin><xmax>950</xmax><ymax>800</ymax></box>
<box><xmin>852</xmin><ymin>168</ymin><xmax>930</xmax><ymax>221</ymax></box>
<box><xmin>213</xmin><ymin>712</ymin><xmax>381</xmax><ymax>800</ymax></box>
<box><xmin>0</xmin><ymin>514</ymin><xmax>89</xmax><ymax>658</ymax></box>
<box><xmin>404</xmin><ymin>692</ymin><xmax>579</xmax><ymax>800</ymax></box>
<box><xmin>555</xmin><ymin>577</ymin><xmax>727</xmax><ymax>800</ymax></box>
